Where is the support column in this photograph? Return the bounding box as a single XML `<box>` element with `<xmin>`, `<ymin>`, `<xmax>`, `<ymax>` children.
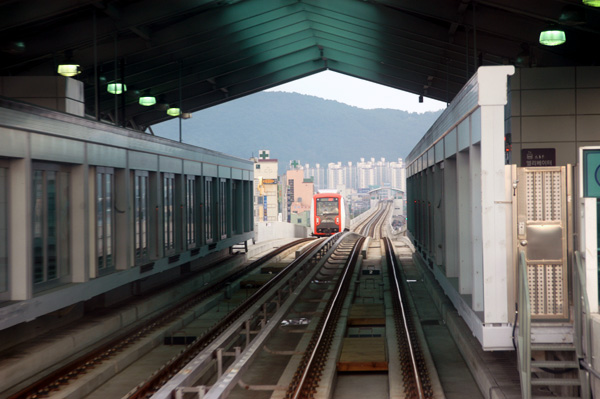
<box><xmin>478</xmin><ymin>66</ymin><xmax>514</xmax><ymax>323</ymax></box>
<box><xmin>444</xmin><ymin>158</ymin><xmax>458</xmax><ymax>278</ymax></box>
<box><xmin>457</xmin><ymin>150</ymin><xmax>473</xmax><ymax>295</ymax></box>
<box><xmin>470</xmin><ymin>143</ymin><xmax>484</xmax><ymax>311</ymax></box>
<box><xmin>9</xmin><ymin>157</ymin><xmax>32</xmax><ymax>300</ymax></box>
<box><xmin>71</xmin><ymin>163</ymin><xmax>89</xmax><ymax>282</ymax></box>
<box><xmin>433</xmin><ymin>164</ymin><xmax>444</xmax><ymax>269</ymax></box>
<box><xmin>115</xmin><ymin>167</ymin><xmax>131</xmax><ymax>269</ymax></box>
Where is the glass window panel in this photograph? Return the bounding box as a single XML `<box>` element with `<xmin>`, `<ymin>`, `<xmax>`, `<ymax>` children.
<box><xmin>205</xmin><ymin>178</ymin><xmax>212</xmax><ymax>242</ymax></box>
<box><xmin>220</xmin><ymin>180</ymin><xmax>226</xmax><ymax>237</ymax></box>
<box><xmin>97</xmin><ymin>173</ymin><xmax>104</xmax><ymax>268</ymax></box>
<box><xmin>163</xmin><ymin>174</ymin><xmax>175</xmax><ymax>252</ymax></box>
<box><xmin>0</xmin><ymin>168</ymin><xmax>6</xmax><ymax>292</ymax></box>
<box><xmin>58</xmin><ymin>172</ymin><xmax>70</xmax><ymax>277</ymax></box>
<box><xmin>134</xmin><ymin>173</ymin><xmax>149</xmax><ymax>262</ymax></box>
<box><xmin>105</xmin><ymin>174</ymin><xmax>112</xmax><ymax>268</ymax></box>
<box><xmin>46</xmin><ymin>171</ymin><xmax>57</xmax><ymax>281</ymax></box>
<box><xmin>33</xmin><ymin>170</ymin><xmax>44</xmax><ymax>284</ymax></box>
<box><xmin>134</xmin><ymin>176</ymin><xmax>140</xmax><ymax>256</ymax></box>
<box><xmin>186</xmin><ymin>177</ymin><xmax>196</xmax><ymax>248</ymax></box>
<box><xmin>32</xmin><ymin>167</ymin><xmax>70</xmax><ymax>288</ymax></box>
<box><xmin>141</xmin><ymin>176</ymin><xmax>147</xmax><ymax>253</ymax></box>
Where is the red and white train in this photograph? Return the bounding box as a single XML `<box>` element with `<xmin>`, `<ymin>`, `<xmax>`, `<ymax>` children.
<box><xmin>310</xmin><ymin>191</ymin><xmax>349</xmax><ymax>236</ymax></box>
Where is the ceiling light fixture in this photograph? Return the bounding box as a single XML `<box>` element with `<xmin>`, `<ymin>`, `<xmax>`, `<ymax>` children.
<box><xmin>583</xmin><ymin>0</ymin><xmax>600</xmax><ymax>7</ymax></box>
<box><xmin>559</xmin><ymin>5</ymin><xmax>586</xmax><ymax>25</ymax></box>
<box><xmin>139</xmin><ymin>96</ymin><xmax>156</xmax><ymax>106</ymax></box>
<box><xmin>57</xmin><ymin>62</ymin><xmax>80</xmax><ymax>77</ymax></box>
<box><xmin>539</xmin><ymin>25</ymin><xmax>566</xmax><ymax>46</ymax></box>
<box><xmin>57</xmin><ymin>50</ymin><xmax>81</xmax><ymax>77</ymax></box>
<box><xmin>107</xmin><ymin>82</ymin><xmax>127</xmax><ymax>94</ymax></box>
<box><xmin>167</xmin><ymin>107</ymin><xmax>181</xmax><ymax>116</ymax></box>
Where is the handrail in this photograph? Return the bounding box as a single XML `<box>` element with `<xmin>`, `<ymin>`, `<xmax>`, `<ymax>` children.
<box><xmin>517</xmin><ymin>250</ymin><xmax>531</xmax><ymax>399</ymax></box>
<box><xmin>574</xmin><ymin>251</ymin><xmax>592</xmax><ymax>398</ymax></box>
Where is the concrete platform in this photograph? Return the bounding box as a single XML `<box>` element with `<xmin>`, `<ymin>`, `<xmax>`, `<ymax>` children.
<box><xmin>396</xmin><ymin>237</ymin><xmax>521</xmax><ymax>399</ymax></box>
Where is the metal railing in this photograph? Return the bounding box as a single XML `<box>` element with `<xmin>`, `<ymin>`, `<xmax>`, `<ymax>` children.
<box><xmin>517</xmin><ymin>250</ymin><xmax>532</xmax><ymax>399</ymax></box>
<box><xmin>574</xmin><ymin>251</ymin><xmax>592</xmax><ymax>399</ymax></box>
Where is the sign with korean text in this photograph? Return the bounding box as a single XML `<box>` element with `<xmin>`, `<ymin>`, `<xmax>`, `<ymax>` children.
<box><xmin>521</xmin><ymin>148</ymin><xmax>555</xmax><ymax>167</ymax></box>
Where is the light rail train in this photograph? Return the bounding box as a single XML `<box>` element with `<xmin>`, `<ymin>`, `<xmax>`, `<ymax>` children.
<box><xmin>310</xmin><ymin>191</ymin><xmax>349</xmax><ymax>236</ymax></box>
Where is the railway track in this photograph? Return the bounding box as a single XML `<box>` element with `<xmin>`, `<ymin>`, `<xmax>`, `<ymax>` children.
<box><xmin>9</xmin><ymin>205</ymin><xmax>444</xmax><ymax>399</ymax></box>
<box><xmin>285</xmin><ymin>235</ymin><xmax>365</xmax><ymax>399</ymax></box>
<box><xmin>384</xmin><ymin>237</ymin><xmax>433</xmax><ymax>398</ymax></box>
<box><xmin>285</xmin><ymin>204</ymin><xmax>434</xmax><ymax>399</ymax></box>
<box><xmin>8</xmin><ymin>238</ymin><xmax>314</xmax><ymax>399</ymax></box>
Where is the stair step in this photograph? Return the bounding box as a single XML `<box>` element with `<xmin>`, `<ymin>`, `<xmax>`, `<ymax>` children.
<box><xmin>531</xmin><ymin>343</ymin><xmax>576</xmax><ymax>351</ymax></box>
<box><xmin>531</xmin><ymin>360</ymin><xmax>579</xmax><ymax>369</ymax></box>
<box><xmin>531</xmin><ymin>378</ymin><xmax>581</xmax><ymax>386</ymax></box>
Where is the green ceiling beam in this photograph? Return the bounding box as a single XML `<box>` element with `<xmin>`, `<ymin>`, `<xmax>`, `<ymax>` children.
<box><xmin>103</xmin><ymin>22</ymin><xmax>316</xmax><ymax>92</ymax></box>
<box><xmin>96</xmin><ymin>42</ymin><xmax>322</xmax><ymax>113</ymax></box>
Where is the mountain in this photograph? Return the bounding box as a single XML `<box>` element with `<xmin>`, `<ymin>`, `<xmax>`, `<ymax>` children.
<box><xmin>152</xmin><ymin>92</ymin><xmax>442</xmax><ymax>170</ymax></box>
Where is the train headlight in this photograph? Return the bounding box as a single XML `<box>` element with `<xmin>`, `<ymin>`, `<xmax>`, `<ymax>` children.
<box><xmin>316</xmin><ymin>217</ymin><xmax>320</xmax><ymax>225</ymax></box>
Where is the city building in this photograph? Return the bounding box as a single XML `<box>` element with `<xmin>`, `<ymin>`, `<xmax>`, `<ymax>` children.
<box><xmin>253</xmin><ymin>150</ymin><xmax>278</xmax><ymax>223</ymax></box>
<box><xmin>304</xmin><ymin>163</ymin><xmax>326</xmax><ymax>191</ymax></box>
<box><xmin>390</xmin><ymin>158</ymin><xmax>406</xmax><ymax>193</ymax></box>
<box><xmin>281</xmin><ymin>168</ymin><xmax>314</xmax><ymax>226</ymax></box>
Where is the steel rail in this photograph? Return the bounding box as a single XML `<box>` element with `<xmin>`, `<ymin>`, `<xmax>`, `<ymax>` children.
<box><xmin>384</xmin><ymin>237</ymin><xmax>426</xmax><ymax>399</ymax></box>
<box><xmin>287</xmin><ymin>235</ymin><xmax>365</xmax><ymax>399</ymax></box>
<box><xmin>200</xmin><ymin>233</ymin><xmax>356</xmax><ymax>399</ymax></box>
<box><xmin>130</xmin><ymin>237</ymin><xmax>332</xmax><ymax>399</ymax></box>
<box><xmin>358</xmin><ymin>203</ymin><xmax>385</xmax><ymax>236</ymax></box>
<box><xmin>10</xmin><ymin>238</ymin><xmax>313</xmax><ymax>399</ymax></box>
<box><xmin>353</xmin><ymin>202</ymin><xmax>383</xmax><ymax>235</ymax></box>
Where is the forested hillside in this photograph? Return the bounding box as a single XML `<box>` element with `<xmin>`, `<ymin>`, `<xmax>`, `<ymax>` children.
<box><xmin>153</xmin><ymin>92</ymin><xmax>443</xmax><ymax>167</ymax></box>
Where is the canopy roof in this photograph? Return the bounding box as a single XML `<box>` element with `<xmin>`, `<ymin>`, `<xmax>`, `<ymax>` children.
<box><xmin>2</xmin><ymin>0</ymin><xmax>598</xmax><ymax>130</ymax></box>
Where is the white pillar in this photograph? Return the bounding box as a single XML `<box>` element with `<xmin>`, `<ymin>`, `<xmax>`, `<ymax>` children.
<box><xmin>470</xmin><ymin>143</ymin><xmax>484</xmax><ymax>311</ymax></box>
<box><xmin>477</xmin><ymin>65</ymin><xmax>515</xmax><ymax>323</ymax></box>
<box><xmin>9</xmin><ymin>157</ymin><xmax>32</xmax><ymax>300</ymax></box>
<box><xmin>457</xmin><ymin>150</ymin><xmax>473</xmax><ymax>295</ymax></box>
<box><xmin>71</xmin><ymin>163</ymin><xmax>89</xmax><ymax>282</ymax></box>
<box><xmin>444</xmin><ymin>158</ymin><xmax>459</xmax><ymax>278</ymax></box>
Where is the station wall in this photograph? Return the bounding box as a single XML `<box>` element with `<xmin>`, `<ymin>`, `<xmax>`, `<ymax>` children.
<box><xmin>0</xmin><ymin>97</ymin><xmax>254</xmax><ymax>330</ymax></box>
<box><xmin>508</xmin><ymin>67</ymin><xmax>600</xmax><ymax>166</ymax></box>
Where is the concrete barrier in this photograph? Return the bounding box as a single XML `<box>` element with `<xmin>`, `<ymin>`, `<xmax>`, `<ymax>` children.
<box><xmin>254</xmin><ymin>221</ymin><xmax>310</xmax><ymax>243</ymax></box>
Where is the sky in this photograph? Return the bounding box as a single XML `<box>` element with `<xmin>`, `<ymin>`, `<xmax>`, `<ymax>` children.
<box><xmin>265</xmin><ymin>70</ymin><xmax>446</xmax><ymax>113</ymax></box>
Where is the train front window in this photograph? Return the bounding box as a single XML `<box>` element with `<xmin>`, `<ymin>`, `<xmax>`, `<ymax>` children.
<box><xmin>316</xmin><ymin>198</ymin><xmax>339</xmax><ymax>216</ymax></box>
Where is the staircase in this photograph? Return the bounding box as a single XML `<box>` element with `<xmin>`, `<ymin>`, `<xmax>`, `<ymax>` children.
<box><xmin>517</xmin><ymin>250</ymin><xmax>591</xmax><ymax>399</ymax></box>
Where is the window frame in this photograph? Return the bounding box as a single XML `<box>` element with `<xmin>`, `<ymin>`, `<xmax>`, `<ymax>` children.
<box><xmin>185</xmin><ymin>175</ymin><xmax>197</xmax><ymax>249</ymax></box>
<box><xmin>204</xmin><ymin>177</ymin><xmax>214</xmax><ymax>244</ymax></box>
<box><xmin>219</xmin><ymin>178</ymin><xmax>228</xmax><ymax>240</ymax></box>
<box><xmin>163</xmin><ymin>173</ymin><xmax>176</xmax><ymax>255</ymax></box>
<box><xmin>32</xmin><ymin>162</ymin><xmax>71</xmax><ymax>292</ymax></box>
<box><xmin>96</xmin><ymin>167</ymin><xmax>115</xmax><ymax>276</ymax></box>
<box><xmin>133</xmin><ymin>170</ymin><xmax>150</xmax><ymax>264</ymax></box>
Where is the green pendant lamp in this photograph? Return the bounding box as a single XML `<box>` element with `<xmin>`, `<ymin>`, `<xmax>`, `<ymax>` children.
<box><xmin>539</xmin><ymin>25</ymin><xmax>566</xmax><ymax>46</ymax></box>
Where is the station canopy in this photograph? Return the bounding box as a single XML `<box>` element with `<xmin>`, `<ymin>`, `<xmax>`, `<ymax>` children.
<box><xmin>1</xmin><ymin>0</ymin><xmax>599</xmax><ymax>131</ymax></box>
